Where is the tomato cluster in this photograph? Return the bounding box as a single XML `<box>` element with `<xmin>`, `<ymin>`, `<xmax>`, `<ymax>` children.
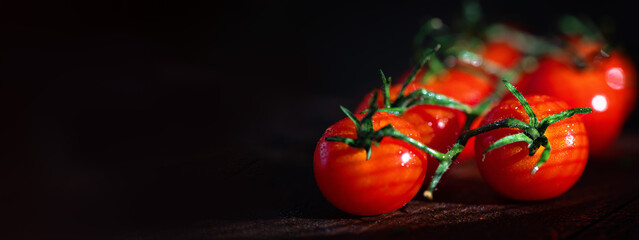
<box><xmin>314</xmin><ymin>14</ymin><xmax>635</xmax><ymax>215</ymax></box>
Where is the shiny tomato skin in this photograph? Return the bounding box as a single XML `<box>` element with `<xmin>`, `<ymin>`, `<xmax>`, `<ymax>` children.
<box><xmin>314</xmin><ymin>112</ymin><xmax>428</xmax><ymax>215</ymax></box>
<box><xmin>519</xmin><ymin>53</ymin><xmax>636</xmax><ymax>157</ymax></box>
<box><xmin>475</xmin><ymin>95</ymin><xmax>589</xmax><ymax>200</ymax></box>
<box><xmin>454</xmin><ymin>115</ymin><xmax>483</xmax><ymax>162</ymax></box>
<box><xmin>401</xmin><ymin>104</ymin><xmax>466</xmax><ymax>177</ymax></box>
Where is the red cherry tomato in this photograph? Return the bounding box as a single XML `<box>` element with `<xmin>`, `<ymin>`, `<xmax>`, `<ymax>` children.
<box><xmin>479</xmin><ymin>41</ymin><xmax>522</xmax><ymax>69</ymax></box>
<box><xmin>518</xmin><ymin>51</ymin><xmax>636</xmax><ymax>157</ymax></box>
<box><xmin>401</xmin><ymin>104</ymin><xmax>466</xmax><ymax>176</ymax></box>
<box><xmin>314</xmin><ymin>112</ymin><xmax>428</xmax><ymax>215</ymax></box>
<box><xmin>421</xmin><ymin>67</ymin><xmax>495</xmax><ymax>105</ymax></box>
<box><xmin>475</xmin><ymin>95</ymin><xmax>589</xmax><ymax>200</ymax></box>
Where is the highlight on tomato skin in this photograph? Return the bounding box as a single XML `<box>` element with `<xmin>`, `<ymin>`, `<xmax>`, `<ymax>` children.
<box><xmin>475</xmin><ymin>95</ymin><xmax>589</xmax><ymax>201</ymax></box>
<box><xmin>313</xmin><ymin>112</ymin><xmax>428</xmax><ymax>215</ymax></box>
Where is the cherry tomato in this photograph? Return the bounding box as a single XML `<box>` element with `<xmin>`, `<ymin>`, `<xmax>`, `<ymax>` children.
<box><xmin>401</xmin><ymin>104</ymin><xmax>466</xmax><ymax>176</ymax></box>
<box><xmin>314</xmin><ymin>112</ymin><xmax>428</xmax><ymax>215</ymax></box>
<box><xmin>479</xmin><ymin>41</ymin><xmax>522</xmax><ymax>69</ymax></box>
<box><xmin>420</xmin><ymin>67</ymin><xmax>495</xmax><ymax>105</ymax></box>
<box><xmin>475</xmin><ymin>95</ymin><xmax>589</xmax><ymax>200</ymax></box>
<box><xmin>518</xmin><ymin>50</ymin><xmax>636</xmax><ymax>157</ymax></box>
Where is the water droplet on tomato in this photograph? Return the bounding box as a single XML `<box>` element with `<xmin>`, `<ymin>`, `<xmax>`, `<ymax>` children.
<box><xmin>401</xmin><ymin>152</ymin><xmax>411</xmax><ymax>166</ymax></box>
<box><xmin>565</xmin><ymin>135</ymin><xmax>574</xmax><ymax>146</ymax></box>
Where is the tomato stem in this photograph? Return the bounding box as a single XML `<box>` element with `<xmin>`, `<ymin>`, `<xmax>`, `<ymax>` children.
<box><xmin>381</xmin><ymin>126</ymin><xmax>447</xmax><ymax>160</ymax></box>
<box><xmin>380</xmin><ymin>70</ymin><xmax>392</xmax><ymax>108</ymax></box>
<box><xmin>481</xmin><ymin>132</ymin><xmax>533</xmax><ymax>161</ymax></box>
<box><xmin>360</xmin><ymin>107</ymin><xmax>405</xmax><ymax>115</ymax></box>
<box><xmin>502</xmin><ymin>79</ymin><xmax>539</xmax><ymax>126</ymax></box>
<box><xmin>396</xmin><ymin>45</ymin><xmax>440</xmax><ymax>101</ymax></box>
<box><xmin>532</xmin><ymin>139</ymin><xmax>552</xmax><ymax>174</ymax></box>
<box><xmin>537</xmin><ymin>108</ymin><xmax>593</xmax><ymax>135</ymax></box>
<box><xmin>398</xmin><ymin>89</ymin><xmax>473</xmax><ymax>113</ymax></box>
<box><xmin>459</xmin><ymin>118</ymin><xmax>540</xmax><ymax>144</ymax></box>
<box><xmin>328</xmin><ymin>93</ymin><xmax>383</xmax><ymax>160</ymax></box>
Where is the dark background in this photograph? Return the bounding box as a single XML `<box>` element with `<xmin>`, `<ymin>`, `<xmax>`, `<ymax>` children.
<box><xmin>2</xmin><ymin>0</ymin><xmax>638</xmax><ymax>238</ymax></box>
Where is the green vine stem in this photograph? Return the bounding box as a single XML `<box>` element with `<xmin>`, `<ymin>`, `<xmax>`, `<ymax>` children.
<box><xmin>396</xmin><ymin>44</ymin><xmax>441</xmax><ymax>101</ymax></box>
<box><xmin>326</xmin><ymin>93</ymin><xmax>382</xmax><ymax>160</ymax></box>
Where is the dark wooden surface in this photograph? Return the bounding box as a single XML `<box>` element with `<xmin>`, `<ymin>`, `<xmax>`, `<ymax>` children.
<box><xmin>6</xmin><ymin>1</ymin><xmax>639</xmax><ymax>239</ymax></box>
<box><xmin>117</xmin><ymin>137</ymin><xmax>639</xmax><ymax>240</ymax></box>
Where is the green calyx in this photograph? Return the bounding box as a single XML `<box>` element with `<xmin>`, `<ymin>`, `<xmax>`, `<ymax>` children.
<box><xmin>325</xmin><ymin>93</ymin><xmax>382</xmax><ymax>160</ymax></box>
<box><xmin>480</xmin><ymin>79</ymin><xmax>592</xmax><ymax>173</ymax></box>
<box><xmin>373</xmin><ymin>45</ymin><xmax>474</xmax><ymax>116</ymax></box>
<box><xmin>326</xmin><ymin>91</ymin><xmax>447</xmax><ymax>161</ymax></box>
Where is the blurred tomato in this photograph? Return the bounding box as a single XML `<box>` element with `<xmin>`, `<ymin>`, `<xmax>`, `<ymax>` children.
<box><xmin>518</xmin><ymin>49</ymin><xmax>636</xmax><ymax>156</ymax></box>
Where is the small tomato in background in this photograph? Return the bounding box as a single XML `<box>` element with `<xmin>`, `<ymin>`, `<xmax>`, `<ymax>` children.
<box><xmin>518</xmin><ymin>49</ymin><xmax>636</xmax><ymax>157</ymax></box>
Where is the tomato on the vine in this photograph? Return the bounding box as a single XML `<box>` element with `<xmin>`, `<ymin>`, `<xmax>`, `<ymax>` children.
<box><xmin>475</xmin><ymin>95</ymin><xmax>589</xmax><ymax>200</ymax></box>
<box><xmin>314</xmin><ymin>112</ymin><xmax>428</xmax><ymax>215</ymax></box>
<box><xmin>354</xmin><ymin>66</ymin><xmax>493</xmax><ymax>163</ymax></box>
<box><xmin>518</xmin><ymin>49</ymin><xmax>636</xmax><ymax>156</ymax></box>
